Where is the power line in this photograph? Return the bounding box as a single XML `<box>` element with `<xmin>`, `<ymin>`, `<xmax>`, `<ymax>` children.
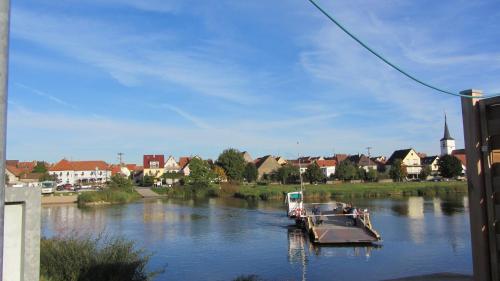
<box><xmin>307</xmin><ymin>0</ymin><xmax>499</xmax><ymax>99</ymax></box>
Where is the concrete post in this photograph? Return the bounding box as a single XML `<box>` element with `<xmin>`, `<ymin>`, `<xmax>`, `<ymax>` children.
<box><xmin>0</xmin><ymin>1</ymin><xmax>10</xmax><ymax>280</ymax></box>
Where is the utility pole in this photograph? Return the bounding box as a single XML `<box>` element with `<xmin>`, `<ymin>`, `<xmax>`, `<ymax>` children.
<box><xmin>0</xmin><ymin>1</ymin><xmax>10</xmax><ymax>280</ymax></box>
<box><xmin>118</xmin><ymin>152</ymin><xmax>124</xmax><ymax>166</ymax></box>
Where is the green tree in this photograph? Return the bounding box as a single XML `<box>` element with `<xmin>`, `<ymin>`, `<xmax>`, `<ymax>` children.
<box><xmin>304</xmin><ymin>162</ymin><xmax>324</xmax><ymax>184</ymax></box>
<box><xmin>365</xmin><ymin>168</ymin><xmax>378</xmax><ymax>182</ymax></box>
<box><xmin>33</xmin><ymin>161</ymin><xmax>48</xmax><ymax>173</ymax></box>
<box><xmin>335</xmin><ymin>160</ymin><xmax>358</xmax><ymax>180</ymax></box>
<box><xmin>389</xmin><ymin>159</ymin><xmax>407</xmax><ymax>182</ymax></box>
<box><xmin>141</xmin><ymin>175</ymin><xmax>154</xmax><ymax>187</ymax></box>
<box><xmin>39</xmin><ymin>173</ymin><xmax>57</xmax><ymax>182</ymax></box>
<box><xmin>275</xmin><ymin>164</ymin><xmax>300</xmax><ymax>184</ymax></box>
<box><xmin>187</xmin><ymin>158</ymin><xmax>216</xmax><ymax>187</ymax></box>
<box><xmin>217</xmin><ymin>148</ymin><xmax>246</xmax><ymax>182</ymax></box>
<box><xmin>108</xmin><ymin>174</ymin><xmax>134</xmax><ymax>192</ymax></box>
<box><xmin>438</xmin><ymin>155</ymin><xmax>463</xmax><ymax>178</ymax></box>
<box><xmin>419</xmin><ymin>165</ymin><xmax>432</xmax><ymax>180</ymax></box>
<box><xmin>213</xmin><ymin>165</ymin><xmax>227</xmax><ymax>183</ymax></box>
<box><xmin>243</xmin><ymin>162</ymin><xmax>258</xmax><ymax>183</ymax></box>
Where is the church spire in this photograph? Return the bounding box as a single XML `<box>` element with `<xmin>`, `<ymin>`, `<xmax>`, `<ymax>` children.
<box><xmin>441</xmin><ymin>114</ymin><xmax>454</xmax><ymax>141</ymax></box>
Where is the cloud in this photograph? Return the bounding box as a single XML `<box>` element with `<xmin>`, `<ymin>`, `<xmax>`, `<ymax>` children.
<box><xmin>11</xmin><ymin>8</ymin><xmax>260</xmax><ymax>104</ymax></box>
<box><xmin>148</xmin><ymin>103</ymin><xmax>211</xmax><ymax>130</ymax></box>
<box><xmin>15</xmin><ymin>83</ymin><xmax>76</xmax><ymax>108</ymax></box>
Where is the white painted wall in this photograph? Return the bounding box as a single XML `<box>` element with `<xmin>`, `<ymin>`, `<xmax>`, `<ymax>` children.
<box><xmin>3</xmin><ymin>204</ymin><xmax>23</xmax><ymax>281</ymax></box>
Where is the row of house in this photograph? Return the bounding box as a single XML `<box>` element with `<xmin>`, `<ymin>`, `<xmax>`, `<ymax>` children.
<box><xmin>6</xmin><ymin>117</ymin><xmax>466</xmax><ymax>185</ymax></box>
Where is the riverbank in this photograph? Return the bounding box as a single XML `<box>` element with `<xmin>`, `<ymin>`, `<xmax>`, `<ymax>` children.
<box><xmin>235</xmin><ymin>181</ymin><xmax>467</xmax><ymax>200</ymax></box>
<box><xmin>77</xmin><ymin>189</ymin><xmax>141</xmax><ymax>206</ymax></box>
<box><xmin>153</xmin><ymin>181</ymin><xmax>467</xmax><ymax>201</ymax></box>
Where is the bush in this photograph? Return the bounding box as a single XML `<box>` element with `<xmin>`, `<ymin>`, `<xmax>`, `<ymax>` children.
<box><xmin>78</xmin><ymin>189</ymin><xmax>140</xmax><ymax>205</ymax></box>
<box><xmin>40</xmin><ymin>235</ymin><xmax>159</xmax><ymax>281</ymax></box>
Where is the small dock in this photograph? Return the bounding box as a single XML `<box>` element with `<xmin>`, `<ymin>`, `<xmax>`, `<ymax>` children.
<box><xmin>301</xmin><ymin>204</ymin><xmax>381</xmax><ymax>244</ymax></box>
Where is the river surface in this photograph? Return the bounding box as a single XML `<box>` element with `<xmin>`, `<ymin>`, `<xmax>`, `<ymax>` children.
<box><xmin>41</xmin><ymin>196</ymin><xmax>472</xmax><ymax>281</ymax></box>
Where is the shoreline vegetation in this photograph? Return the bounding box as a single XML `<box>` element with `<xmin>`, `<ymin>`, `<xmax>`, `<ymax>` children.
<box><xmin>153</xmin><ymin>181</ymin><xmax>468</xmax><ymax>201</ymax></box>
<box><xmin>40</xmin><ymin>235</ymin><xmax>159</xmax><ymax>281</ymax></box>
<box><xmin>77</xmin><ymin>175</ymin><xmax>141</xmax><ymax>206</ymax></box>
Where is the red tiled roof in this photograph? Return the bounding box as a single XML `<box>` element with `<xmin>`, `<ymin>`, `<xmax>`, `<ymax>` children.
<box><xmin>334</xmin><ymin>154</ymin><xmax>349</xmax><ymax>163</ymax></box>
<box><xmin>49</xmin><ymin>159</ymin><xmax>109</xmax><ymax>171</ymax></box>
<box><xmin>316</xmin><ymin>160</ymin><xmax>337</xmax><ymax>167</ymax></box>
<box><xmin>452</xmin><ymin>150</ymin><xmax>467</xmax><ymax>166</ymax></box>
<box><xmin>143</xmin><ymin>155</ymin><xmax>165</xmax><ymax>169</ymax></box>
<box><xmin>179</xmin><ymin>157</ymin><xmax>191</xmax><ymax>169</ymax></box>
<box><xmin>6</xmin><ymin>160</ymin><xmax>19</xmax><ymax>166</ymax></box>
<box><xmin>126</xmin><ymin>164</ymin><xmax>137</xmax><ymax>171</ymax></box>
<box><xmin>6</xmin><ymin>165</ymin><xmax>23</xmax><ymax>177</ymax></box>
<box><xmin>17</xmin><ymin>161</ymin><xmax>36</xmax><ymax>172</ymax></box>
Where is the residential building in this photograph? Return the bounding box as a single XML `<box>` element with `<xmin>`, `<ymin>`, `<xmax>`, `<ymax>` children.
<box><xmin>421</xmin><ymin>156</ymin><xmax>440</xmax><ymax>174</ymax></box>
<box><xmin>49</xmin><ymin>159</ymin><xmax>111</xmax><ymax>185</ymax></box>
<box><xmin>164</xmin><ymin>156</ymin><xmax>180</xmax><ymax>172</ymax></box>
<box><xmin>143</xmin><ymin>154</ymin><xmax>165</xmax><ymax>178</ymax></box>
<box><xmin>316</xmin><ymin>160</ymin><xmax>337</xmax><ymax>178</ymax></box>
<box><xmin>452</xmin><ymin>149</ymin><xmax>467</xmax><ymax>176</ymax></box>
<box><xmin>289</xmin><ymin>160</ymin><xmax>311</xmax><ymax>174</ymax></box>
<box><xmin>6</xmin><ymin>165</ymin><xmax>23</xmax><ymax>184</ymax></box>
<box><xmin>275</xmin><ymin>156</ymin><xmax>287</xmax><ymax>166</ymax></box>
<box><xmin>241</xmin><ymin>151</ymin><xmax>253</xmax><ymax>163</ymax></box>
<box><xmin>333</xmin><ymin>154</ymin><xmax>349</xmax><ymax>164</ymax></box>
<box><xmin>386</xmin><ymin>148</ymin><xmax>422</xmax><ymax>178</ymax></box>
<box><xmin>347</xmin><ymin>154</ymin><xmax>377</xmax><ymax>171</ymax></box>
<box><xmin>178</xmin><ymin>157</ymin><xmax>192</xmax><ymax>176</ymax></box>
<box><xmin>440</xmin><ymin>115</ymin><xmax>456</xmax><ymax>156</ymax></box>
<box><xmin>255</xmin><ymin>155</ymin><xmax>281</xmax><ymax>179</ymax></box>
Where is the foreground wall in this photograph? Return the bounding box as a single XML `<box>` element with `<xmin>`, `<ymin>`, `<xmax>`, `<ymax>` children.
<box><xmin>3</xmin><ymin>187</ymin><xmax>40</xmax><ymax>281</ymax></box>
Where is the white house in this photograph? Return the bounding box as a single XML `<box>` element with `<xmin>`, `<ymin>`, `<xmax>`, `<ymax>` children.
<box><xmin>316</xmin><ymin>160</ymin><xmax>337</xmax><ymax>178</ymax></box>
<box><xmin>49</xmin><ymin>159</ymin><xmax>111</xmax><ymax>185</ymax></box>
<box><xmin>386</xmin><ymin>148</ymin><xmax>422</xmax><ymax>179</ymax></box>
<box><xmin>164</xmin><ymin>156</ymin><xmax>180</xmax><ymax>173</ymax></box>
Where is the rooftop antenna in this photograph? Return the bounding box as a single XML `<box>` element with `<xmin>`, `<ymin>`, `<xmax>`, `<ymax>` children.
<box><xmin>366</xmin><ymin>147</ymin><xmax>372</xmax><ymax>158</ymax></box>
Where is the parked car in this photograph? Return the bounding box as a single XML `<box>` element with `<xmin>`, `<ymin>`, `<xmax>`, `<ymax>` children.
<box><xmin>63</xmin><ymin>183</ymin><xmax>74</xmax><ymax>191</ymax></box>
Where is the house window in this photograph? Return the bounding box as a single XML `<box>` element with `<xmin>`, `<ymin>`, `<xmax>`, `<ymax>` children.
<box><xmin>66</xmin><ymin>172</ymin><xmax>69</xmax><ymax>176</ymax></box>
<box><xmin>99</xmin><ymin>171</ymin><xmax>102</xmax><ymax>175</ymax></box>
<box><xmin>59</xmin><ymin>172</ymin><xmax>62</xmax><ymax>176</ymax></box>
<box><xmin>150</xmin><ymin>161</ymin><xmax>160</xmax><ymax>169</ymax></box>
<box><xmin>81</xmin><ymin>172</ymin><xmax>84</xmax><ymax>176</ymax></box>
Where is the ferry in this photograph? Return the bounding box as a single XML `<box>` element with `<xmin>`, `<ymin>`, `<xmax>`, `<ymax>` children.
<box><xmin>285</xmin><ymin>190</ymin><xmax>381</xmax><ymax>244</ymax></box>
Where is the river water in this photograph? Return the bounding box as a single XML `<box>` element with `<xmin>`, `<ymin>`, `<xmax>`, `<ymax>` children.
<box><xmin>41</xmin><ymin>196</ymin><xmax>472</xmax><ymax>281</ymax></box>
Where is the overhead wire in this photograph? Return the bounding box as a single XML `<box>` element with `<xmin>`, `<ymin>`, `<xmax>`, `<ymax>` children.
<box><xmin>307</xmin><ymin>0</ymin><xmax>498</xmax><ymax>99</ymax></box>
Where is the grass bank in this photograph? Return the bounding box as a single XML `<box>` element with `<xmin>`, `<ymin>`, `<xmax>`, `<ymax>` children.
<box><xmin>152</xmin><ymin>185</ymin><xmax>219</xmax><ymax>199</ymax></box>
<box><xmin>40</xmin><ymin>235</ymin><xmax>159</xmax><ymax>281</ymax></box>
<box><xmin>77</xmin><ymin>175</ymin><xmax>141</xmax><ymax>206</ymax></box>
<box><xmin>232</xmin><ymin>181</ymin><xmax>467</xmax><ymax>201</ymax></box>
<box><xmin>152</xmin><ymin>181</ymin><xmax>467</xmax><ymax>201</ymax></box>
<box><xmin>78</xmin><ymin>189</ymin><xmax>141</xmax><ymax>205</ymax></box>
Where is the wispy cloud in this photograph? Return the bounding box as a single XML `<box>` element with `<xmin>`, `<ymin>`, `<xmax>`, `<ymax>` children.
<box><xmin>15</xmin><ymin>83</ymin><xmax>76</xmax><ymax>108</ymax></box>
<box><xmin>148</xmin><ymin>103</ymin><xmax>211</xmax><ymax>130</ymax></box>
<box><xmin>11</xmin><ymin>8</ymin><xmax>261</xmax><ymax>105</ymax></box>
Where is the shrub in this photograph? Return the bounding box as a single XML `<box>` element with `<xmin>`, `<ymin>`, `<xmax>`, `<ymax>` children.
<box><xmin>40</xmin><ymin>235</ymin><xmax>159</xmax><ymax>281</ymax></box>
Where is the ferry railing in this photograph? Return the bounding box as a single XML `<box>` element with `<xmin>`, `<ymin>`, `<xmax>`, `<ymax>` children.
<box><xmin>302</xmin><ymin>212</ymin><xmax>381</xmax><ymax>240</ymax></box>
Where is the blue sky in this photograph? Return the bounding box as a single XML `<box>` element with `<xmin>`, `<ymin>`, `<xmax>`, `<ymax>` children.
<box><xmin>6</xmin><ymin>0</ymin><xmax>500</xmax><ymax>164</ymax></box>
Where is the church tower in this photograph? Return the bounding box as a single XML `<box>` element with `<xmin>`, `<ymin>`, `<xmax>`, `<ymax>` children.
<box><xmin>440</xmin><ymin>115</ymin><xmax>456</xmax><ymax>156</ymax></box>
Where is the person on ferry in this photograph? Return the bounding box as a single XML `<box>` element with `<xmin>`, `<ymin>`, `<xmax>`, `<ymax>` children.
<box><xmin>351</xmin><ymin>207</ymin><xmax>358</xmax><ymax>226</ymax></box>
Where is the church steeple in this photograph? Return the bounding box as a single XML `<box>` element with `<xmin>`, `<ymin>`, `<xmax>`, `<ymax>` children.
<box><xmin>440</xmin><ymin>114</ymin><xmax>456</xmax><ymax>156</ymax></box>
<box><xmin>441</xmin><ymin>114</ymin><xmax>454</xmax><ymax>141</ymax></box>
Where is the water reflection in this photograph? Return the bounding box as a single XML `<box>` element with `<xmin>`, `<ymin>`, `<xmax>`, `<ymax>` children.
<box><xmin>41</xmin><ymin>196</ymin><xmax>472</xmax><ymax>281</ymax></box>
